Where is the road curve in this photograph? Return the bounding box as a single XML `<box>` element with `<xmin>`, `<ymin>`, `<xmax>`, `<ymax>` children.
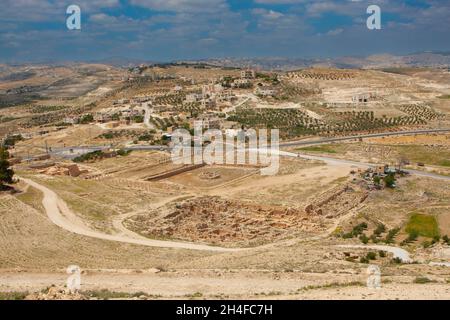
<box><xmin>19</xmin><ymin>177</ymin><xmax>241</xmax><ymax>253</ymax></box>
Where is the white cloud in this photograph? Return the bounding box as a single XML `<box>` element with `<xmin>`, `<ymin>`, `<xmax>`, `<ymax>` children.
<box><xmin>129</xmin><ymin>0</ymin><xmax>228</xmax><ymax>13</ymax></box>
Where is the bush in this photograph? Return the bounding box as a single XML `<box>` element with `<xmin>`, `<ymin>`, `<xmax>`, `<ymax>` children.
<box><xmin>0</xmin><ymin>147</ymin><xmax>14</xmax><ymax>188</ymax></box>
<box><xmin>422</xmin><ymin>241</ymin><xmax>431</xmax><ymax>248</ymax></box>
<box><xmin>373</xmin><ymin>175</ymin><xmax>381</xmax><ymax>184</ymax></box>
<box><xmin>374</xmin><ymin>224</ymin><xmax>386</xmax><ymax>236</ymax></box>
<box><xmin>369</xmin><ymin>234</ymin><xmax>380</xmax><ymax>243</ymax></box>
<box><xmin>116</xmin><ymin>149</ymin><xmax>126</xmax><ymax>157</ymax></box>
<box><xmin>360</xmin><ymin>257</ymin><xmax>369</xmax><ymax>264</ymax></box>
<box><xmin>138</xmin><ymin>133</ymin><xmax>154</xmax><ymax>141</ymax></box>
<box><xmin>384</xmin><ymin>174</ymin><xmax>396</xmax><ymax>188</ymax></box>
<box><xmin>133</xmin><ymin>115</ymin><xmax>144</xmax><ymax>123</ymax></box>
<box><xmin>391</xmin><ymin>257</ymin><xmax>402</xmax><ymax>264</ymax></box>
<box><xmin>359</xmin><ymin>234</ymin><xmax>369</xmax><ymax>244</ymax></box>
<box><xmin>431</xmin><ymin>235</ymin><xmax>440</xmax><ymax>245</ymax></box>
<box><xmin>407</xmin><ymin>230</ymin><xmax>419</xmax><ymax>242</ymax></box>
<box><xmin>73</xmin><ymin>150</ymin><xmax>105</xmax><ymax>163</ymax></box>
<box><xmin>79</xmin><ymin>114</ymin><xmax>94</xmax><ymax>124</ymax></box>
<box><xmin>3</xmin><ymin>134</ymin><xmax>23</xmax><ymax>147</ymax></box>
<box><xmin>366</xmin><ymin>252</ymin><xmax>377</xmax><ymax>260</ymax></box>
<box><xmin>378</xmin><ymin>251</ymin><xmax>386</xmax><ymax>258</ymax></box>
<box><xmin>117</xmin><ymin>149</ymin><xmax>131</xmax><ymax>157</ymax></box>
<box><xmin>401</xmin><ymin>230</ymin><xmax>419</xmax><ymax>245</ymax></box>
<box><xmin>384</xmin><ymin>228</ymin><xmax>400</xmax><ymax>244</ymax></box>
<box><xmin>413</xmin><ymin>277</ymin><xmax>433</xmax><ymax>284</ymax></box>
<box><xmin>442</xmin><ymin>235</ymin><xmax>450</xmax><ymax>245</ymax></box>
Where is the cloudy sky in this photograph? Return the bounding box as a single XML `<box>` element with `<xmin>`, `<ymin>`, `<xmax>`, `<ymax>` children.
<box><xmin>0</xmin><ymin>0</ymin><xmax>449</xmax><ymax>62</ymax></box>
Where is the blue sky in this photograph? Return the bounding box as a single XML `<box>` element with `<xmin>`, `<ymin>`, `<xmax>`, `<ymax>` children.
<box><xmin>0</xmin><ymin>0</ymin><xmax>449</xmax><ymax>63</ymax></box>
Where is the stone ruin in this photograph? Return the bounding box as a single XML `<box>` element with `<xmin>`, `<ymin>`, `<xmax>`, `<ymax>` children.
<box><xmin>198</xmin><ymin>171</ymin><xmax>221</xmax><ymax>180</ymax></box>
<box><xmin>39</xmin><ymin>164</ymin><xmax>86</xmax><ymax>177</ymax></box>
<box><xmin>124</xmin><ymin>196</ymin><xmax>323</xmax><ymax>247</ymax></box>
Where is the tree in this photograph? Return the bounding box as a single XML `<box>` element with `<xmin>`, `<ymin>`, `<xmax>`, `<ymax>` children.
<box><xmin>0</xmin><ymin>147</ymin><xmax>14</xmax><ymax>189</ymax></box>
<box><xmin>79</xmin><ymin>114</ymin><xmax>94</xmax><ymax>124</ymax></box>
<box><xmin>384</xmin><ymin>174</ymin><xmax>396</xmax><ymax>188</ymax></box>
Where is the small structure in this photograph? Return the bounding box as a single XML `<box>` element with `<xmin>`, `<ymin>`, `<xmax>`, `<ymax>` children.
<box><xmin>352</xmin><ymin>93</ymin><xmax>373</xmax><ymax>103</ymax></box>
<box><xmin>241</xmin><ymin>69</ymin><xmax>256</xmax><ymax>79</ymax></box>
<box><xmin>255</xmin><ymin>86</ymin><xmax>277</xmax><ymax>97</ymax></box>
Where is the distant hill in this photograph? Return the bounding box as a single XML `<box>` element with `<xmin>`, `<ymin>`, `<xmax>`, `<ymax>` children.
<box><xmin>184</xmin><ymin>52</ymin><xmax>450</xmax><ymax>71</ymax></box>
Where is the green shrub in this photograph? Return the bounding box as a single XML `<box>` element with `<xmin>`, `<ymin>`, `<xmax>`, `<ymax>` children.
<box><xmin>384</xmin><ymin>174</ymin><xmax>396</xmax><ymax>188</ymax></box>
<box><xmin>413</xmin><ymin>277</ymin><xmax>434</xmax><ymax>284</ymax></box>
<box><xmin>79</xmin><ymin>114</ymin><xmax>94</xmax><ymax>124</ymax></box>
<box><xmin>0</xmin><ymin>147</ymin><xmax>14</xmax><ymax>188</ymax></box>
<box><xmin>117</xmin><ymin>149</ymin><xmax>131</xmax><ymax>157</ymax></box>
<box><xmin>443</xmin><ymin>235</ymin><xmax>450</xmax><ymax>245</ymax></box>
<box><xmin>384</xmin><ymin>228</ymin><xmax>400</xmax><ymax>244</ymax></box>
<box><xmin>359</xmin><ymin>234</ymin><xmax>369</xmax><ymax>244</ymax></box>
<box><xmin>360</xmin><ymin>257</ymin><xmax>369</xmax><ymax>264</ymax></box>
<box><xmin>431</xmin><ymin>235</ymin><xmax>440</xmax><ymax>245</ymax></box>
<box><xmin>0</xmin><ymin>291</ymin><xmax>28</xmax><ymax>300</ymax></box>
<box><xmin>374</xmin><ymin>224</ymin><xmax>386</xmax><ymax>236</ymax></box>
<box><xmin>366</xmin><ymin>252</ymin><xmax>377</xmax><ymax>260</ymax></box>
<box><xmin>391</xmin><ymin>257</ymin><xmax>402</xmax><ymax>264</ymax></box>
<box><xmin>407</xmin><ymin>230</ymin><xmax>419</xmax><ymax>242</ymax></box>
<box><xmin>73</xmin><ymin>150</ymin><xmax>105</xmax><ymax>163</ymax></box>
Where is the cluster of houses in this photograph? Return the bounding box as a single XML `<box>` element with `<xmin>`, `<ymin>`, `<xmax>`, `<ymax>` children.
<box><xmin>352</xmin><ymin>165</ymin><xmax>409</xmax><ymax>190</ymax></box>
<box><xmin>60</xmin><ymin>68</ymin><xmax>280</xmax><ymax>141</ymax></box>
<box><xmin>184</xmin><ymin>83</ymin><xmax>238</xmax><ymax>109</ymax></box>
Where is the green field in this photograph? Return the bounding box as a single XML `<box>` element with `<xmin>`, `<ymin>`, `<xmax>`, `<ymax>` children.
<box><xmin>395</xmin><ymin>145</ymin><xmax>450</xmax><ymax>167</ymax></box>
<box><xmin>405</xmin><ymin>213</ymin><xmax>440</xmax><ymax>238</ymax></box>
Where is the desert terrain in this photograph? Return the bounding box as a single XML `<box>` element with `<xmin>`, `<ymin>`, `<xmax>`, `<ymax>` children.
<box><xmin>1</xmin><ymin>63</ymin><xmax>449</xmax><ymax>300</ymax></box>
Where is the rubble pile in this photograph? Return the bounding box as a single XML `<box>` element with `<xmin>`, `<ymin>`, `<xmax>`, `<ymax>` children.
<box><xmin>39</xmin><ymin>164</ymin><xmax>85</xmax><ymax>177</ymax></box>
<box><xmin>125</xmin><ymin>196</ymin><xmax>322</xmax><ymax>246</ymax></box>
<box><xmin>25</xmin><ymin>286</ymin><xmax>87</xmax><ymax>300</ymax></box>
<box><xmin>305</xmin><ymin>185</ymin><xmax>368</xmax><ymax>218</ymax></box>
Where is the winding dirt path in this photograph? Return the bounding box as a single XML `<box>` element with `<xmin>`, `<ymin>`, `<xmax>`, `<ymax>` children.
<box><xmin>19</xmin><ymin>177</ymin><xmax>241</xmax><ymax>253</ymax></box>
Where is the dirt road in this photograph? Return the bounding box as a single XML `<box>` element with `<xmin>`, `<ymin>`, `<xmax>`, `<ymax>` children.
<box><xmin>19</xmin><ymin>177</ymin><xmax>241</xmax><ymax>253</ymax></box>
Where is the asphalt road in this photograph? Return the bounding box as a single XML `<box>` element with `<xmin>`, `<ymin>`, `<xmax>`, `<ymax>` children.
<box><xmin>49</xmin><ymin>128</ymin><xmax>450</xmax><ymax>159</ymax></box>
<box><xmin>280</xmin><ymin>128</ymin><xmax>450</xmax><ymax>147</ymax></box>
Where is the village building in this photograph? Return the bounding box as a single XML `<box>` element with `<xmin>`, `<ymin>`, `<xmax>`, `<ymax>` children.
<box><xmin>255</xmin><ymin>85</ymin><xmax>278</xmax><ymax>97</ymax></box>
<box><xmin>185</xmin><ymin>93</ymin><xmax>203</xmax><ymax>103</ymax></box>
<box><xmin>232</xmin><ymin>79</ymin><xmax>252</xmax><ymax>88</ymax></box>
<box><xmin>352</xmin><ymin>93</ymin><xmax>372</xmax><ymax>103</ymax></box>
<box><xmin>241</xmin><ymin>69</ymin><xmax>256</xmax><ymax>79</ymax></box>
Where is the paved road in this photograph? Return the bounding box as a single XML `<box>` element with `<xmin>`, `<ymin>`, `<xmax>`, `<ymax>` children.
<box><xmin>252</xmin><ymin>147</ymin><xmax>450</xmax><ymax>181</ymax></box>
<box><xmin>295</xmin><ymin>153</ymin><xmax>450</xmax><ymax>181</ymax></box>
<box><xmin>280</xmin><ymin>128</ymin><xmax>450</xmax><ymax>147</ymax></box>
<box><xmin>49</xmin><ymin>128</ymin><xmax>450</xmax><ymax>159</ymax></box>
<box><xmin>50</xmin><ymin>145</ymin><xmax>168</xmax><ymax>159</ymax></box>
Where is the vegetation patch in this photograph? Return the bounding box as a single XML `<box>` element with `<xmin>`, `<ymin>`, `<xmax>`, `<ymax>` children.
<box><xmin>0</xmin><ymin>291</ymin><xmax>28</xmax><ymax>300</ymax></box>
<box><xmin>405</xmin><ymin>213</ymin><xmax>440</xmax><ymax>239</ymax></box>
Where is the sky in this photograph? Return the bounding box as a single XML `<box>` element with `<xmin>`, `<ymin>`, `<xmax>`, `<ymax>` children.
<box><xmin>0</xmin><ymin>0</ymin><xmax>449</xmax><ymax>63</ymax></box>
